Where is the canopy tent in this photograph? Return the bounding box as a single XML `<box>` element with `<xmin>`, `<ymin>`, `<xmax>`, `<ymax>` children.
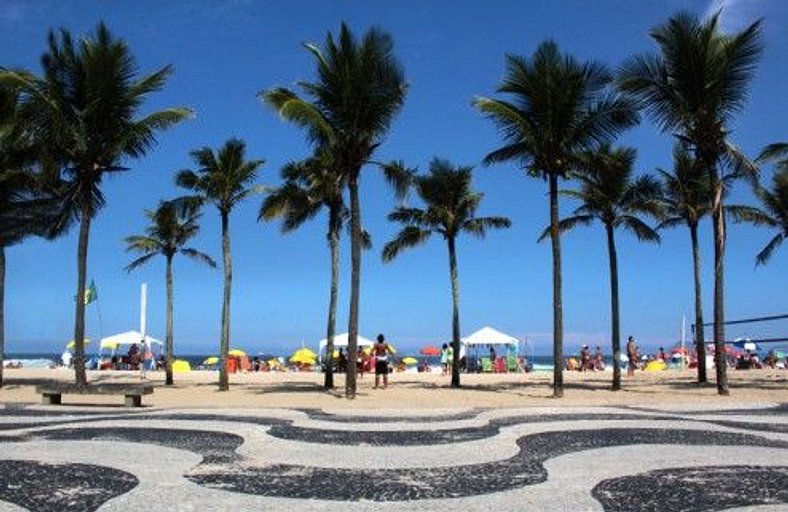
<box><xmin>462</xmin><ymin>326</ymin><xmax>520</xmax><ymax>350</ymax></box>
<box><xmin>100</xmin><ymin>331</ymin><xmax>163</xmax><ymax>352</ymax></box>
<box><xmin>318</xmin><ymin>333</ymin><xmax>375</xmax><ymax>355</ymax></box>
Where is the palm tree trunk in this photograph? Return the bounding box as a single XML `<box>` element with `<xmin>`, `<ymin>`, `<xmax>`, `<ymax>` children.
<box><xmin>73</xmin><ymin>208</ymin><xmax>91</xmax><ymax>385</ymax></box>
<box><xmin>0</xmin><ymin>247</ymin><xmax>5</xmax><ymax>388</ymax></box>
<box><xmin>606</xmin><ymin>224</ymin><xmax>622</xmax><ymax>391</ymax></box>
<box><xmin>346</xmin><ymin>173</ymin><xmax>361</xmax><ymax>399</ymax></box>
<box><xmin>689</xmin><ymin>223</ymin><xmax>707</xmax><ymax>383</ymax></box>
<box><xmin>219</xmin><ymin>211</ymin><xmax>232</xmax><ymax>392</ymax></box>
<box><xmin>324</xmin><ymin>207</ymin><xmax>340</xmax><ymax>389</ymax></box>
<box><xmin>709</xmin><ymin>167</ymin><xmax>728</xmax><ymax>395</ymax></box>
<box><xmin>447</xmin><ymin>236</ymin><xmax>462</xmax><ymax>388</ymax></box>
<box><xmin>549</xmin><ymin>173</ymin><xmax>564</xmax><ymax>398</ymax></box>
<box><xmin>165</xmin><ymin>255</ymin><xmax>174</xmax><ymax>386</ymax></box>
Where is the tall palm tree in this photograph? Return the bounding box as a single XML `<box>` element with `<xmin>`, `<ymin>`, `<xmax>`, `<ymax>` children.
<box><xmin>618</xmin><ymin>11</ymin><xmax>764</xmax><ymax>395</ymax></box>
<box><xmin>543</xmin><ymin>145</ymin><xmax>660</xmax><ymax>391</ymax></box>
<box><xmin>176</xmin><ymin>138</ymin><xmax>264</xmax><ymax>391</ymax></box>
<box><xmin>0</xmin><ymin>23</ymin><xmax>190</xmax><ymax>385</ymax></box>
<box><xmin>656</xmin><ymin>148</ymin><xmax>712</xmax><ymax>383</ymax></box>
<box><xmin>124</xmin><ymin>200</ymin><xmax>216</xmax><ymax>385</ymax></box>
<box><xmin>474</xmin><ymin>41</ymin><xmax>638</xmax><ymax>397</ymax></box>
<box><xmin>260</xmin><ymin>152</ymin><xmax>346</xmax><ymax>389</ymax></box>
<box><xmin>383</xmin><ymin>159</ymin><xmax>510</xmax><ymax>388</ymax></box>
<box><xmin>261</xmin><ymin>23</ymin><xmax>408</xmax><ymax>399</ymax></box>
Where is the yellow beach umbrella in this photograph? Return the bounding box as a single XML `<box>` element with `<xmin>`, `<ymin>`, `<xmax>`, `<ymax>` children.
<box><xmin>267</xmin><ymin>358</ymin><xmax>281</xmax><ymax>368</ymax></box>
<box><xmin>228</xmin><ymin>349</ymin><xmax>246</xmax><ymax>357</ymax></box>
<box><xmin>291</xmin><ymin>347</ymin><xmax>317</xmax><ymax>359</ymax></box>
<box><xmin>66</xmin><ymin>338</ymin><xmax>91</xmax><ymax>350</ymax></box>
<box><xmin>290</xmin><ymin>352</ymin><xmax>317</xmax><ymax>365</ymax></box>
<box><xmin>172</xmin><ymin>360</ymin><xmax>191</xmax><ymax>373</ymax></box>
<box><xmin>202</xmin><ymin>356</ymin><xmax>219</xmax><ymax>365</ymax></box>
<box><xmin>402</xmin><ymin>357</ymin><xmax>418</xmax><ymax>365</ymax></box>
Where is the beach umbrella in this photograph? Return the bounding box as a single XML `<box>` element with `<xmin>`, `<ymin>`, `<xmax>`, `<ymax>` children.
<box><xmin>291</xmin><ymin>347</ymin><xmax>317</xmax><ymax>360</ymax></box>
<box><xmin>228</xmin><ymin>349</ymin><xmax>246</xmax><ymax>357</ymax></box>
<box><xmin>420</xmin><ymin>346</ymin><xmax>441</xmax><ymax>356</ymax></box>
<box><xmin>202</xmin><ymin>356</ymin><xmax>219</xmax><ymax>365</ymax></box>
<box><xmin>289</xmin><ymin>352</ymin><xmax>316</xmax><ymax>365</ymax></box>
<box><xmin>172</xmin><ymin>360</ymin><xmax>191</xmax><ymax>373</ymax></box>
<box><xmin>66</xmin><ymin>338</ymin><xmax>91</xmax><ymax>350</ymax></box>
<box><xmin>402</xmin><ymin>357</ymin><xmax>418</xmax><ymax>365</ymax></box>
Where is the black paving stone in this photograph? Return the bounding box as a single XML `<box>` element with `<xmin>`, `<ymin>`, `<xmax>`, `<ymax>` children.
<box><xmin>0</xmin><ymin>460</ymin><xmax>137</xmax><ymax>512</ymax></box>
<box><xmin>593</xmin><ymin>465</ymin><xmax>788</xmax><ymax>512</ymax></box>
<box><xmin>10</xmin><ymin>427</ymin><xmax>246</xmax><ymax>464</ymax></box>
<box><xmin>187</xmin><ymin>428</ymin><xmax>788</xmax><ymax>501</ymax></box>
<box><xmin>296</xmin><ymin>408</ymin><xmax>486</xmax><ymax>423</ymax></box>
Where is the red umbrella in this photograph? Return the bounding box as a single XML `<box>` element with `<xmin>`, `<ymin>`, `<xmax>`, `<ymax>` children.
<box><xmin>420</xmin><ymin>346</ymin><xmax>441</xmax><ymax>356</ymax></box>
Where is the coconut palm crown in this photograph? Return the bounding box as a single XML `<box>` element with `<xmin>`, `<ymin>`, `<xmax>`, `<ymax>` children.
<box><xmin>0</xmin><ymin>22</ymin><xmax>191</xmax><ymax>384</ymax></box>
<box><xmin>176</xmin><ymin>138</ymin><xmax>264</xmax><ymax>391</ymax></box>
<box><xmin>383</xmin><ymin>158</ymin><xmax>511</xmax><ymax>388</ymax></box>
<box><xmin>260</xmin><ymin>22</ymin><xmax>409</xmax><ymax>399</ymax></box>
<box><xmin>474</xmin><ymin>40</ymin><xmax>638</xmax><ymax>397</ymax></box>
<box><xmin>124</xmin><ymin>200</ymin><xmax>216</xmax><ymax>385</ymax></box>
<box><xmin>618</xmin><ymin>10</ymin><xmax>764</xmax><ymax>395</ymax></box>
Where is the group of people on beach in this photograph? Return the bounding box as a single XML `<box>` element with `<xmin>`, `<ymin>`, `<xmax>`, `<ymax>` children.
<box><xmin>326</xmin><ymin>335</ymin><xmax>395</xmax><ymax>389</ymax></box>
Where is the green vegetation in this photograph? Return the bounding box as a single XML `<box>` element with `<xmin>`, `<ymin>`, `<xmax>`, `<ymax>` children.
<box><xmin>383</xmin><ymin>159</ymin><xmax>511</xmax><ymax>388</ymax></box>
<box><xmin>124</xmin><ymin>200</ymin><xmax>216</xmax><ymax>385</ymax></box>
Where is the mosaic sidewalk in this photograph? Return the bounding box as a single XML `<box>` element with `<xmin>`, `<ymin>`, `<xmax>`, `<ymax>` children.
<box><xmin>0</xmin><ymin>402</ymin><xmax>786</xmax><ymax>511</ymax></box>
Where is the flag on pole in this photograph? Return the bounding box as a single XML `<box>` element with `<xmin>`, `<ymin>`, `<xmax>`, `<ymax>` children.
<box><xmin>75</xmin><ymin>280</ymin><xmax>98</xmax><ymax>305</ymax></box>
<box><xmin>85</xmin><ymin>280</ymin><xmax>98</xmax><ymax>305</ymax></box>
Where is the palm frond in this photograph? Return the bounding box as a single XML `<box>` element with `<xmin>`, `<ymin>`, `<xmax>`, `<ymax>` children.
<box><xmin>755</xmin><ymin>233</ymin><xmax>783</xmax><ymax>266</ymax></box>
<box><xmin>180</xmin><ymin>248</ymin><xmax>217</xmax><ymax>268</ymax></box>
<box><xmin>462</xmin><ymin>216</ymin><xmax>511</xmax><ymax>239</ymax></box>
<box><xmin>618</xmin><ymin>215</ymin><xmax>660</xmax><ymax>243</ymax></box>
<box><xmin>124</xmin><ymin>252</ymin><xmax>157</xmax><ymax>272</ymax></box>
<box><xmin>381</xmin><ymin>226</ymin><xmax>431</xmax><ymax>262</ymax></box>
<box><xmin>537</xmin><ymin>214</ymin><xmax>594</xmax><ymax>242</ymax></box>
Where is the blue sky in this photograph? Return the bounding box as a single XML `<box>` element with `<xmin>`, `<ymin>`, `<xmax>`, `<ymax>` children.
<box><xmin>2</xmin><ymin>0</ymin><xmax>786</xmax><ymax>356</ymax></box>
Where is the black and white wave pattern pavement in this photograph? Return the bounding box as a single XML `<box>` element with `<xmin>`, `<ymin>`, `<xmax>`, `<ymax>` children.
<box><xmin>0</xmin><ymin>402</ymin><xmax>785</xmax><ymax>511</ymax></box>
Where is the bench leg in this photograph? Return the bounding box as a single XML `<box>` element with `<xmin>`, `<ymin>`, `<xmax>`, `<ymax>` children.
<box><xmin>42</xmin><ymin>393</ymin><xmax>62</xmax><ymax>405</ymax></box>
<box><xmin>125</xmin><ymin>395</ymin><xmax>142</xmax><ymax>408</ymax></box>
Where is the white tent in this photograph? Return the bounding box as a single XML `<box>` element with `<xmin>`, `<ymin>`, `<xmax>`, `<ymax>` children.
<box><xmin>100</xmin><ymin>330</ymin><xmax>163</xmax><ymax>351</ymax></box>
<box><xmin>318</xmin><ymin>332</ymin><xmax>375</xmax><ymax>354</ymax></box>
<box><xmin>462</xmin><ymin>326</ymin><xmax>519</xmax><ymax>351</ymax></box>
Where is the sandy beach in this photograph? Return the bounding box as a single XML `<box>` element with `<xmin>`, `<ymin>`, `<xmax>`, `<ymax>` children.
<box><xmin>1</xmin><ymin>367</ymin><xmax>785</xmax><ymax>409</ymax></box>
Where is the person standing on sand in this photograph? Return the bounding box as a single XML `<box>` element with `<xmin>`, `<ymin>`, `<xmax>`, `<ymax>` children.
<box><xmin>373</xmin><ymin>334</ymin><xmax>393</xmax><ymax>389</ymax></box>
<box><xmin>594</xmin><ymin>346</ymin><xmax>605</xmax><ymax>371</ymax></box>
<box><xmin>440</xmin><ymin>343</ymin><xmax>449</xmax><ymax>375</ymax></box>
<box><xmin>140</xmin><ymin>339</ymin><xmax>153</xmax><ymax>379</ymax></box>
<box><xmin>626</xmin><ymin>336</ymin><xmax>638</xmax><ymax>377</ymax></box>
<box><xmin>580</xmin><ymin>345</ymin><xmax>591</xmax><ymax>371</ymax></box>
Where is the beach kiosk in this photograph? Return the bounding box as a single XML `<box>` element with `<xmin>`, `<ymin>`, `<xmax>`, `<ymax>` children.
<box><xmin>99</xmin><ymin>330</ymin><xmax>162</xmax><ymax>370</ymax></box>
<box><xmin>462</xmin><ymin>326</ymin><xmax>520</xmax><ymax>373</ymax></box>
<box><xmin>318</xmin><ymin>332</ymin><xmax>375</xmax><ymax>368</ymax></box>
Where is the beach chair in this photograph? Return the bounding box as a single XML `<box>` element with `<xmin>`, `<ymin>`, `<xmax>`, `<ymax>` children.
<box><xmin>507</xmin><ymin>355</ymin><xmax>519</xmax><ymax>373</ymax></box>
<box><xmin>481</xmin><ymin>357</ymin><xmax>493</xmax><ymax>373</ymax></box>
<box><xmin>493</xmin><ymin>357</ymin><xmax>506</xmax><ymax>373</ymax></box>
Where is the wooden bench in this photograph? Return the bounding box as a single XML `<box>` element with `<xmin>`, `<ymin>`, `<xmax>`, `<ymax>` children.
<box><xmin>36</xmin><ymin>383</ymin><xmax>154</xmax><ymax>407</ymax></box>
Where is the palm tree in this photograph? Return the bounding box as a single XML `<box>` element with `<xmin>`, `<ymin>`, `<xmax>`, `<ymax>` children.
<box><xmin>261</xmin><ymin>23</ymin><xmax>408</xmax><ymax>399</ymax></box>
<box><xmin>655</xmin><ymin>148</ymin><xmax>712</xmax><ymax>383</ymax></box>
<box><xmin>618</xmin><ymin>11</ymin><xmax>764</xmax><ymax>395</ymax></box>
<box><xmin>474</xmin><ymin>41</ymin><xmax>638</xmax><ymax>397</ymax></box>
<box><xmin>383</xmin><ymin>159</ymin><xmax>510</xmax><ymax>388</ymax></box>
<box><xmin>124</xmin><ymin>200</ymin><xmax>216</xmax><ymax>385</ymax></box>
<box><xmin>0</xmin><ymin>23</ymin><xmax>190</xmax><ymax>385</ymax></box>
<box><xmin>0</xmin><ymin>90</ymin><xmax>63</xmax><ymax>385</ymax></box>
<box><xmin>543</xmin><ymin>145</ymin><xmax>660</xmax><ymax>390</ymax></box>
<box><xmin>260</xmin><ymin>152</ymin><xmax>346</xmax><ymax>389</ymax></box>
<box><xmin>176</xmin><ymin>138</ymin><xmax>264</xmax><ymax>391</ymax></box>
